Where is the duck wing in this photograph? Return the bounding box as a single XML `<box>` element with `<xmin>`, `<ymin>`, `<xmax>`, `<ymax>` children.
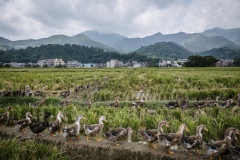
<box><xmin>14</xmin><ymin>119</ymin><xmax>29</xmax><ymax>126</ymax></box>
<box><xmin>85</xmin><ymin>124</ymin><xmax>101</xmax><ymax>136</ymax></box>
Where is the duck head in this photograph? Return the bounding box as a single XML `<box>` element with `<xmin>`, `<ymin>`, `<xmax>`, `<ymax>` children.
<box><xmin>26</xmin><ymin>112</ymin><xmax>32</xmax><ymax>118</ymax></box>
<box><xmin>178</xmin><ymin>124</ymin><xmax>189</xmax><ymax>134</ymax></box>
<box><xmin>99</xmin><ymin>116</ymin><xmax>107</xmax><ymax>124</ymax></box>
<box><xmin>127</xmin><ymin>127</ymin><xmax>134</xmax><ymax>135</ymax></box>
<box><xmin>76</xmin><ymin>115</ymin><xmax>85</xmax><ymax>122</ymax></box>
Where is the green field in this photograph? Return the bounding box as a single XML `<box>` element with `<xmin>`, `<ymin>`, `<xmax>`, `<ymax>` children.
<box><xmin>0</xmin><ymin>67</ymin><xmax>240</xmax><ymax>142</ymax></box>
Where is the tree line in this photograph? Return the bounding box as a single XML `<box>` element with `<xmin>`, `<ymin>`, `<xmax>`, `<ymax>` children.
<box><xmin>0</xmin><ymin>44</ymin><xmax>160</xmax><ymax>66</ymax></box>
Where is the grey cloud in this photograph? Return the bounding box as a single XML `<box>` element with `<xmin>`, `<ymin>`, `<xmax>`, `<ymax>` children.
<box><xmin>0</xmin><ymin>0</ymin><xmax>239</xmax><ymax>40</ymax></box>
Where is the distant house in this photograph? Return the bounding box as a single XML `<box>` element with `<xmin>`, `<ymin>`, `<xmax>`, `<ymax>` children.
<box><xmin>106</xmin><ymin>59</ymin><xmax>123</xmax><ymax>68</ymax></box>
<box><xmin>216</xmin><ymin>59</ymin><xmax>233</xmax><ymax>67</ymax></box>
<box><xmin>37</xmin><ymin>58</ymin><xmax>65</xmax><ymax>67</ymax></box>
<box><xmin>159</xmin><ymin>60</ymin><xmax>173</xmax><ymax>67</ymax></box>
<box><xmin>66</xmin><ymin>61</ymin><xmax>81</xmax><ymax>68</ymax></box>
<box><xmin>81</xmin><ymin>63</ymin><xmax>95</xmax><ymax>68</ymax></box>
<box><xmin>10</xmin><ymin>62</ymin><xmax>26</xmax><ymax>67</ymax></box>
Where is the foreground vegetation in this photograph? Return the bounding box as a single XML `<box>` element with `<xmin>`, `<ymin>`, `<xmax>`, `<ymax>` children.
<box><xmin>0</xmin><ymin>137</ymin><xmax>69</xmax><ymax>160</ymax></box>
<box><xmin>0</xmin><ymin>68</ymin><xmax>239</xmax><ymax>143</ymax></box>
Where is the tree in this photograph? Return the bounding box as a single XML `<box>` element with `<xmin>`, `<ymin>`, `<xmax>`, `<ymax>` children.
<box><xmin>184</xmin><ymin>55</ymin><xmax>218</xmax><ymax>67</ymax></box>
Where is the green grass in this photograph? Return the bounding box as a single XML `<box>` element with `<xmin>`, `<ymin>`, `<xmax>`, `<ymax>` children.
<box><xmin>0</xmin><ymin>137</ymin><xmax>69</xmax><ymax>160</ymax></box>
<box><xmin>0</xmin><ymin>67</ymin><xmax>240</xmax><ymax>142</ymax></box>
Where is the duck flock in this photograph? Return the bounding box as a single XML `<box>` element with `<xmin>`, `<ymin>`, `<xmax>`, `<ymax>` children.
<box><xmin>1</xmin><ymin>85</ymin><xmax>240</xmax><ymax>160</ymax></box>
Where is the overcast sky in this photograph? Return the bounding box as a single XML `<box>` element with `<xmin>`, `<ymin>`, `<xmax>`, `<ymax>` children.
<box><xmin>0</xmin><ymin>0</ymin><xmax>240</xmax><ymax>40</ymax></box>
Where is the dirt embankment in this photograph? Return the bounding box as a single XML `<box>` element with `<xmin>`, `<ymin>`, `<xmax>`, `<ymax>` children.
<box><xmin>0</xmin><ymin>127</ymin><xmax>208</xmax><ymax>160</ymax></box>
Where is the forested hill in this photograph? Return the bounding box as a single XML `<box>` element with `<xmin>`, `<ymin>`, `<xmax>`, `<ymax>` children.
<box><xmin>0</xmin><ymin>44</ymin><xmax>160</xmax><ymax>64</ymax></box>
<box><xmin>198</xmin><ymin>47</ymin><xmax>240</xmax><ymax>59</ymax></box>
<box><xmin>135</xmin><ymin>42</ymin><xmax>192</xmax><ymax>59</ymax></box>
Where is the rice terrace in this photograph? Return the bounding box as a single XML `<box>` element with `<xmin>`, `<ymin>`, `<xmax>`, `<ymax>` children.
<box><xmin>0</xmin><ymin>67</ymin><xmax>240</xmax><ymax>160</ymax></box>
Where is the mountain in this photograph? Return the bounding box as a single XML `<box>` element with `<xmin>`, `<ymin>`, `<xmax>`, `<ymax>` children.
<box><xmin>135</xmin><ymin>42</ymin><xmax>192</xmax><ymax>59</ymax></box>
<box><xmin>81</xmin><ymin>30</ymin><xmax>127</xmax><ymax>46</ymax></box>
<box><xmin>202</xmin><ymin>27</ymin><xmax>240</xmax><ymax>44</ymax></box>
<box><xmin>112</xmin><ymin>32</ymin><xmax>240</xmax><ymax>53</ymax></box>
<box><xmin>198</xmin><ymin>47</ymin><xmax>240</xmax><ymax>59</ymax></box>
<box><xmin>0</xmin><ymin>34</ymin><xmax>116</xmax><ymax>52</ymax></box>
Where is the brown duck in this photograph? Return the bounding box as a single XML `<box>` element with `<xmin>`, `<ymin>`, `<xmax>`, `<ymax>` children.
<box><xmin>182</xmin><ymin>124</ymin><xmax>208</xmax><ymax>155</ymax></box>
<box><xmin>0</xmin><ymin>106</ymin><xmax>13</xmax><ymax>127</ymax></box>
<box><xmin>160</xmin><ymin>124</ymin><xmax>189</xmax><ymax>154</ymax></box>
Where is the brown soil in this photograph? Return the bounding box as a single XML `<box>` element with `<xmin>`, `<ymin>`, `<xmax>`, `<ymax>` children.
<box><xmin>0</xmin><ymin>126</ymin><xmax>210</xmax><ymax>160</ymax></box>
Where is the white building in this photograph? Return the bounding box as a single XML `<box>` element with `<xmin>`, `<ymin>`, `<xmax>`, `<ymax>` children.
<box><xmin>37</xmin><ymin>58</ymin><xmax>65</xmax><ymax>67</ymax></box>
<box><xmin>66</xmin><ymin>61</ymin><xmax>81</xmax><ymax>68</ymax></box>
<box><xmin>106</xmin><ymin>59</ymin><xmax>123</xmax><ymax>68</ymax></box>
<box><xmin>159</xmin><ymin>60</ymin><xmax>173</xmax><ymax>67</ymax></box>
<box><xmin>10</xmin><ymin>62</ymin><xmax>26</xmax><ymax>67</ymax></box>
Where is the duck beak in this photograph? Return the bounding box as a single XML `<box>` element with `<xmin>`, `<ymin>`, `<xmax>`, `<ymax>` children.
<box><xmin>204</xmin><ymin>127</ymin><xmax>208</xmax><ymax>132</ymax></box>
<box><xmin>104</xmin><ymin>119</ymin><xmax>108</xmax><ymax>122</ymax></box>
<box><xmin>29</xmin><ymin>114</ymin><xmax>32</xmax><ymax>117</ymax></box>
<box><xmin>235</xmin><ymin>130</ymin><xmax>240</xmax><ymax>135</ymax></box>
<box><xmin>185</xmin><ymin>127</ymin><xmax>190</xmax><ymax>132</ymax></box>
<box><xmin>82</xmin><ymin>117</ymin><xmax>86</xmax><ymax>120</ymax></box>
<box><xmin>166</xmin><ymin>123</ymin><xmax>169</xmax><ymax>128</ymax></box>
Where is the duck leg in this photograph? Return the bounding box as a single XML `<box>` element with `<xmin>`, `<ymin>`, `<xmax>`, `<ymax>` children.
<box><xmin>167</xmin><ymin>147</ymin><xmax>174</xmax><ymax>155</ymax></box>
<box><xmin>114</xmin><ymin>142</ymin><xmax>120</xmax><ymax>146</ymax></box>
<box><xmin>86</xmin><ymin>136</ymin><xmax>90</xmax><ymax>142</ymax></box>
<box><xmin>187</xmin><ymin>150</ymin><xmax>192</xmax><ymax>155</ymax></box>
<box><xmin>67</xmin><ymin>138</ymin><xmax>73</xmax><ymax>142</ymax></box>
<box><xmin>95</xmin><ymin>135</ymin><xmax>102</xmax><ymax>141</ymax></box>
<box><xmin>194</xmin><ymin>149</ymin><xmax>199</xmax><ymax>155</ymax></box>
<box><xmin>51</xmin><ymin>133</ymin><xmax>56</xmax><ymax>137</ymax></box>
<box><xmin>149</xmin><ymin>142</ymin><xmax>157</xmax><ymax>149</ymax></box>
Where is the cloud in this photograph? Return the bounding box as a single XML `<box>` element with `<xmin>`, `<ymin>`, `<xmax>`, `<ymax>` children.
<box><xmin>0</xmin><ymin>0</ymin><xmax>239</xmax><ymax>40</ymax></box>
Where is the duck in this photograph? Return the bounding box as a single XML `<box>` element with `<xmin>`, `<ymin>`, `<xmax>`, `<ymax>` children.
<box><xmin>60</xmin><ymin>87</ymin><xmax>70</xmax><ymax>98</ymax></box>
<box><xmin>180</xmin><ymin>98</ymin><xmax>189</xmax><ymax>110</ymax></box>
<box><xmin>140</xmin><ymin>120</ymin><xmax>169</xmax><ymax>149</ymax></box>
<box><xmin>0</xmin><ymin>106</ymin><xmax>13</xmax><ymax>127</ymax></box>
<box><xmin>207</xmin><ymin>136</ymin><xmax>232</xmax><ymax>160</ymax></box>
<box><xmin>12</xmin><ymin>86</ymin><xmax>24</xmax><ymax>97</ymax></box>
<box><xmin>29</xmin><ymin>96</ymin><xmax>46</xmax><ymax>107</ymax></box>
<box><xmin>165</xmin><ymin>99</ymin><xmax>180</xmax><ymax>109</ymax></box>
<box><xmin>108</xmin><ymin>97</ymin><xmax>120</xmax><ymax>107</ymax></box>
<box><xmin>132</xmin><ymin>96</ymin><xmax>145</xmax><ymax>108</ymax></box>
<box><xmin>82</xmin><ymin>98</ymin><xmax>92</xmax><ymax>108</ymax></box>
<box><xmin>182</xmin><ymin>124</ymin><xmax>208</xmax><ymax>155</ymax></box>
<box><xmin>48</xmin><ymin>111</ymin><xmax>64</xmax><ymax>136</ymax></box>
<box><xmin>237</xmin><ymin>93</ymin><xmax>240</xmax><ymax>106</ymax></box>
<box><xmin>206</xmin><ymin>127</ymin><xmax>240</xmax><ymax>160</ymax></box>
<box><xmin>34</xmin><ymin>85</ymin><xmax>45</xmax><ymax>97</ymax></box>
<box><xmin>104</xmin><ymin>127</ymin><xmax>133</xmax><ymax>146</ymax></box>
<box><xmin>84</xmin><ymin>115</ymin><xmax>107</xmax><ymax>142</ymax></box>
<box><xmin>25</xmin><ymin>85</ymin><xmax>33</xmax><ymax>97</ymax></box>
<box><xmin>229</xmin><ymin>146</ymin><xmax>240</xmax><ymax>160</ymax></box>
<box><xmin>14</xmin><ymin>112</ymin><xmax>32</xmax><ymax>132</ymax></box>
<box><xmin>1</xmin><ymin>87</ymin><xmax>12</xmax><ymax>97</ymax></box>
<box><xmin>194</xmin><ymin>98</ymin><xmax>209</xmax><ymax>109</ymax></box>
<box><xmin>208</xmin><ymin>96</ymin><xmax>220</xmax><ymax>107</ymax></box>
<box><xmin>62</xmin><ymin>115</ymin><xmax>85</xmax><ymax>142</ymax></box>
<box><xmin>59</xmin><ymin>96</ymin><xmax>71</xmax><ymax>107</ymax></box>
<box><xmin>217</xmin><ymin>99</ymin><xmax>234</xmax><ymax>108</ymax></box>
<box><xmin>159</xmin><ymin>124</ymin><xmax>189</xmax><ymax>154</ymax></box>
<box><xmin>29</xmin><ymin>112</ymin><xmax>53</xmax><ymax>136</ymax></box>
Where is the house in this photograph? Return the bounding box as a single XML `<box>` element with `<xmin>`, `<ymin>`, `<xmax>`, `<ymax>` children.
<box><xmin>216</xmin><ymin>59</ymin><xmax>233</xmax><ymax>67</ymax></box>
<box><xmin>37</xmin><ymin>58</ymin><xmax>65</xmax><ymax>67</ymax></box>
<box><xmin>159</xmin><ymin>60</ymin><xmax>173</xmax><ymax>67</ymax></box>
<box><xmin>106</xmin><ymin>59</ymin><xmax>123</xmax><ymax>68</ymax></box>
<box><xmin>66</xmin><ymin>61</ymin><xmax>81</xmax><ymax>68</ymax></box>
<box><xmin>10</xmin><ymin>62</ymin><xmax>26</xmax><ymax>67</ymax></box>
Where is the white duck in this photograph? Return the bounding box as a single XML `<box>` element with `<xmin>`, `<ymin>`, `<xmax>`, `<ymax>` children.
<box><xmin>84</xmin><ymin>116</ymin><xmax>107</xmax><ymax>142</ymax></box>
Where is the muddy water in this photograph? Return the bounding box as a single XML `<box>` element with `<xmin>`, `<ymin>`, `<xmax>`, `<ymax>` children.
<box><xmin>0</xmin><ymin>127</ymin><xmax>209</xmax><ymax>160</ymax></box>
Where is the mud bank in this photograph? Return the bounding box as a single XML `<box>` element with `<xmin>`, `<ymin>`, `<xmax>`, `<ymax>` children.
<box><xmin>0</xmin><ymin>127</ymin><xmax>208</xmax><ymax>160</ymax></box>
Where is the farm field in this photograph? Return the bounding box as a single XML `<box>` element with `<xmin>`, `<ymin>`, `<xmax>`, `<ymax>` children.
<box><xmin>0</xmin><ymin>67</ymin><xmax>240</xmax><ymax>159</ymax></box>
